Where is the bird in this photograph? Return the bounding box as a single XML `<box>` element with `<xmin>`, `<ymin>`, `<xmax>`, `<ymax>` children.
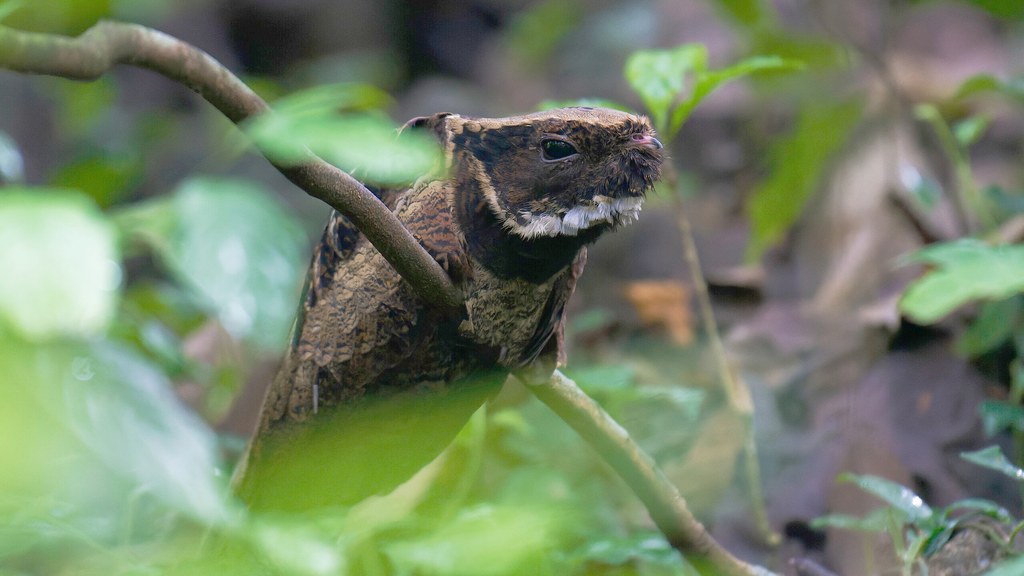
<box><xmin>235</xmin><ymin>107</ymin><xmax>664</xmax><ymax>510</ymax></box>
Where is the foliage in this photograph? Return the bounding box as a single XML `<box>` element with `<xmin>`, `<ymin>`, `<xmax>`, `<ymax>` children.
<box><xmin>623</xmin><ymin>43</ymin><xmax>800</xmax><ymax>143</ymax></box>
<box><xmin>745</xmin><ymin>101</ymin><xmax>862</xmax><ymax>261</ymax></box>
<box><xmin>246</xmin><ymin>84</ymin><xmax>442</xmax><ymax>186</ymax></box>
<box><xmin>900</xmin><ymin>240</ymin><xmax>1024</xmax><ymax>324</ymax></box>
<box><xmin>813</xmin><ymin>452</ymin><xmax>1022</xmax><ymax>575</ymax></box>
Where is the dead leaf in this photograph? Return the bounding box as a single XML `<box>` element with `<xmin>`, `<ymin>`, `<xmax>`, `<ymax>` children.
<box><xmin>624</xmin><ymin>280</ymin><xmax>694</xmax><ymax>345</ymax></box>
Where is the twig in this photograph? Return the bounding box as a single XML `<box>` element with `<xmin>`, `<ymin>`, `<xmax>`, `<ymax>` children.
<box><xmin>519</xmin><ymin>370</ymin><xmax>780</xmax><ymax>576</ymax></box>
<box><xmin>668</xmin><ymin>169</ymin><xmax>779</xmax><ymax>546</ymax></box>
<box><xmin>0</xmin><ymin>20</ymin><xmax>463</xmax><ymax>314</ymax></box>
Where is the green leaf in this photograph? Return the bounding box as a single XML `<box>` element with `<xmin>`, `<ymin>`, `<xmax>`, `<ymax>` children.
<box><xmin>707</xmin><ymin>0</ymin><xmax>774</xmax><ymax>27</ymax></box>
<box><xmin>811</xmin><ymin>508</ymin><xmax>893</xmax><ymax>533</ymax></box>
<box><xmin>566</xmin><ymin>532</ymin><xmax>682</xmax><ymax>568</ymax></box>
<box><xmin>746</xmin><ymin>100</ymin><xmax>862</xmax><ymax>260</ymax></box>
<box><xmin>48</xmin><ymin>153</ymin><xmax>140</xmax><ymax>207</ymax></box>
<box><xmin>625</xmin><ymin>44</ymin><xmax>708</xmax><ymax>134</ymax></box>
<box><xmin>384</xmin><ymin>505</ymin><xmax>559</xmax><ymax>576</ymax></box>
<box><xmin>838</xmin><ymin>473</ymin><xmax>934</xmax><ymax>523</ymax></box>
<box><xmin>0</xmin><ymin>338</ymin><xmax>234</xmax><ymax>553</ymax></box>
<box><xmin>900</xmin><ymin>240</ymin><xmax>1024</xmax><ymax>324</ymax></box>
<box><xmin>116</xmin><ymin>177</ymin><xmax>306</xmax><ymax>349</ymax></box>
<box><xmin>963</xmin><ymin>0</ymin><xmax>1024</xmax><ymax>20</ymax></box>
<box><xmin>505</xmin><ymin>0</ymin><xmax>582</xmax><ymax>64</ymax></box>
<box><xmin>0</xmin><ymin>189</ymin><xmax>120</xmax><ymax>340</ymax></box>
<box><xmin>956</xmin><ymin>74</ymin><xmax>1024</xmax><ymax>102</ymax></box>
<box><xmin>668</xmin><ymin>55</ymin><xmax>803</xmax><ymax>136</ymax></box>
<box><xmin>953</xmin><ymin>115</ymin><xmax>991</xmax><ymax>148</ymax></box>
<box><xmin>0</xmin><ymin>131</ymin><xmax>24</xmax><ymax>183</ymax></box>
<box><xmin>626</xmin><ymin>44</ymin><xmax>801</xmax><ymax>140</ymax></box>
<box><xmin>246</xmin><ymin>84</ymin><xmax>441</xmax><ymax>186</ymax></box>
<box><xmin>247</xmin><ymin>519</ymin><xmax>343</xmax><ymax>576</ymax></box>
<box><xmin>946</xmin><ymin>498</ymin><xmax>1013</xmax><ymax>524</ymax></box>
<box><xmin>961</xmin><ymin>446</ymin><xmax>1024</xmax><ymax>482</ymax></box>
<box><xmin>979</xmin><ymin>399</ymin><xmax>1024</xmax><ymax>436</ymax></box>
<box><xmin>955</xmin><ymin>297</ymin><xmax>1021</xmax><ymax>357</ymax></box>
<box><xmin>0</xmin><ymin>0</ymin><xmax>24</xmax><ymax>23</ymax></box>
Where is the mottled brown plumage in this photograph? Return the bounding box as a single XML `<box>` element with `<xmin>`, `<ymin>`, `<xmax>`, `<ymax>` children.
<box><xmin>239</xmin><ymin>107</ymin><xmax>662</xmax><ymax>509</ymax></box>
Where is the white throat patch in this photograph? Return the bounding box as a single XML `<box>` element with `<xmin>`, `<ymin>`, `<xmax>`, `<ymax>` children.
<box><xmin>513</xmin><ymin>195</ymin><xmax>644</xmax><ymax>239</ymax></box>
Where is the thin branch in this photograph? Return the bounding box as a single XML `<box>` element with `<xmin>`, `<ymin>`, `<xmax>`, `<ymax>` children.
<box><xmin>0</xmin><ymin>20</ymin><xmax>463</xmax><ymax>314</ymax></box>
<box><xmin>667</xmin><ymin>167</ymin><xmax>779</xmax><ymax>547</ymax></box>
<box><xmin>519</xmin><ymin>370</ymin><xmax>779</xmax><ymax>576</ymax></box>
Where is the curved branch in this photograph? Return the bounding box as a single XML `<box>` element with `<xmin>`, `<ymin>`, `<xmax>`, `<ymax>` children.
<box><xmin>520</xmin><ymin>370</ymin><xmax>779</xmax><ymax>576</ymax></box>
<box><xmin>0</xmin><ymin>20</ymin><xmax>463</xmax><ymax>313</ymax></box>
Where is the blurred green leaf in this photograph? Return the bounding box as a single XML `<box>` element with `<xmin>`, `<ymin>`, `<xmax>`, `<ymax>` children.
<box><xmin>247</xmin><ymin>520</ymin><xmax>342</xmax><ymax>576</ymax></box>
<box><xmin>0</xmin><ymin>337</ymin><xmax>234</xmax><ymax>569</ymax></box>
<box><xmin>708</xmin><ymin>0</ymin><xmax>774</xmax><ymax>27</ymax></box>
<box><xmin>963</xmin><ymin>0</ymin><xmax>1024</xmax><ymax>20</ymax></box>
<box><xmin>505</xmin><ymin>0</ymin><xmax>582</xmax><ymax>64</ymax></box>
<box><xmin>625</xmin><ymin>44</ymin><xmax>708</xmax><ymax>135</ymax></box>
<box><xmin>961</xmin><ymin>446</ymin><xmax>1024</xmax><ymax>482</ymax></box>
<box><xmin>49</xmin><ymin>153</ymin><xmax>140</xmax><ymax>207</ymax></box>
<box><xmin>668</xmin><ymin>55</ymin><xmax>802</xmax><ymax>136</ymax></box>
<box><xmin>0</xmin><ymin>188</ymin><xmax>119</xmax><ymax>340</ymax></box>
<box><xmin>51</xmin><ymin>77</ymin><xmax>117</xmax><ymax>138</ymax></box>
<box><xmin>0</xmin><ymin>131</ymin><xmax>24</xmax><ymax>183</ymax></box>
<box><xmin>247</xmin><ymin>84</ymin><xmax>441</xmax><ymax>186</ymax></box>
<box><xmin>626</xmin><ymin>44</ymin><xmax>800</xmax><ymax>139</ymax></box>
<box><xmin>746</xmin><ymin>100</ymin><xmax>862</xmax><ymax>261</ymax></box>
<box><xmin>946</xmin><ymin>498</ymin><xmax>1013</xmax><ymax>524</ymax></box>
<box><xmin>2</xmin><ymin>0</ymin><xmax>110</xmax><ymax>33</ymax></box>
<box><xmin>956</xmin><ymin>74</ymin><xmax>1024</xmax><ymax>102</ymax></box>
<box><xmin>566</xmin><ymin>364</ymin><xmax>637</xmax><ymax>393</ymax></box>
<box><xmin>953</xmin><ymin>115</ymin><xmax>990</xmax><ymax>148</ymax></box>
<box><xmin>566</xmin><ymin>532</ymin><xmax>683</xmax><ymax>570</ymax></box>
<box><xmin>838</xmin><ymin>474</ymin><xmax>934</xmax><ymax>523</ymax></box>
<box><xmin>750</xmin><ymin>31</ymin><xmax>849</xmax><ymax>71</ymax></box>
<box><xmin>0</xmin><ymin>0</ymin><xmax>24</xmax><ymax>23</ymax></box>
<box><xmin>955</xmin><ymin>297</ymin><xmax>1021</xmax><ymax>357</ymax></box>
<box><xmin>811</xmin><ymin>508</ymin><xmax>893</xmax><ymax>533</ymax></box>
<box><xmin>900</xmin><ymin>240</ymin><xmax>1024</xmax><ymax>324</ymax></box>
<box><xmin>979</xmin><ymin>399</ymin><xmax>1024</xmax><ymax>436</ymax></box>
<box><xmin>537</xmin><ymin>98</ymin><xmax>631</xmax><ymax>112</ymax></box>
<box><xmin>384</xmin><ymin>505</ymin><xmax>558</xmax><ymax>576</ymax></box>
<box><xmin>116</xmin><ymin>177</ymin><xmax>306</xmax><ymax>349</ymax></box>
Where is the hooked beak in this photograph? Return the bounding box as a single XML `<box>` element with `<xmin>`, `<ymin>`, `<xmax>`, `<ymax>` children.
<box><xmin>631</xmin><ymin>133</ymin><xmax>663</xmax><ymax>150</ymax></box>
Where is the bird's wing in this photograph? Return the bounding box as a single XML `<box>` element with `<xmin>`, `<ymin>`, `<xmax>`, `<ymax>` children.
<box><xmin>521</xmin><ymin>247</ymin><xmax>587</xmax><ymax>367</ymax></box>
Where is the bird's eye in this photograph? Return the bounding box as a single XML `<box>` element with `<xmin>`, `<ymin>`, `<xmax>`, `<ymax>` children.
<box><xmin>541</xmin><ymin>139</ymin><xmax>578</xmax><ymax>161</ymax></box>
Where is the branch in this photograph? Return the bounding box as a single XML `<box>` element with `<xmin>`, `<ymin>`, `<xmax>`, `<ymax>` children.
<box><xmin>519</xmin><ymin>370</ymin><xmax>779</xmax><ymax>576</ymax></box>
<box><xmin>0</xmin><ymin>20</ymin><xmax>463</xmax><ymax>313</ymax></box>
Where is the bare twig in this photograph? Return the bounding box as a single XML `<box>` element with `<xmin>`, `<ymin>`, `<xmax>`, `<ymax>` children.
<box><xmin>667</xmin><ymin>168</ymin><xmax>779</xmax><ymax>547</ymax></box>
<box><xmin>0</xmin><ymin>20</ymin><xmax>463</xmax><ymax>313</ymax></box>
<box><xmin>519</xmin><ymin>370</ymin><xmax>779</xmax><ymax>576</ymax></box>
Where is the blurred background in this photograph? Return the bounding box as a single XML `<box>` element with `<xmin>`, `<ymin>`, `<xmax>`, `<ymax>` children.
<box><xmin>2</xmin><ymin>0</ymin><xmax>1024</xmax><ymax>574</ymax></box>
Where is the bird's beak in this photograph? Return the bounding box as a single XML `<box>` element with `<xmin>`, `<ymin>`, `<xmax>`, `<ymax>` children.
<box><xmin>631</xmin><ymin>134</ymin><xmax>663</xmax><ymax>150</ymax></box>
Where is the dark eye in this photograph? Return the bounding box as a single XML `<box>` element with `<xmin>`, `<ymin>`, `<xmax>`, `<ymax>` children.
<box><xmin>541</xmin><ymin>139</ymin><xmax>578</xmax><ymax>161</ymax></box>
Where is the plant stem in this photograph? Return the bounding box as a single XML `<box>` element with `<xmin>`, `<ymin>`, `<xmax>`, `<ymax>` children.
<box><xmin>667</xmin><ymin>166</ymin><xmax>779</xmax><ymax>546</ymax></box>
<box><xmin>0</xmin><ymin>20</ymin><xmax>463</xmax><ymax>314</ymax></box>
<box><xmin>520</xmin><ymin>370</ymin><xmax>779</xmax><ymax>576</ymax></box>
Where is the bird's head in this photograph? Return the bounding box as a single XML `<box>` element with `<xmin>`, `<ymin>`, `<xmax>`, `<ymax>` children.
<box><xmin>411</xmin><ymin>107</ymin><xmax>664</xmax><ymax>240</ymax></box>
